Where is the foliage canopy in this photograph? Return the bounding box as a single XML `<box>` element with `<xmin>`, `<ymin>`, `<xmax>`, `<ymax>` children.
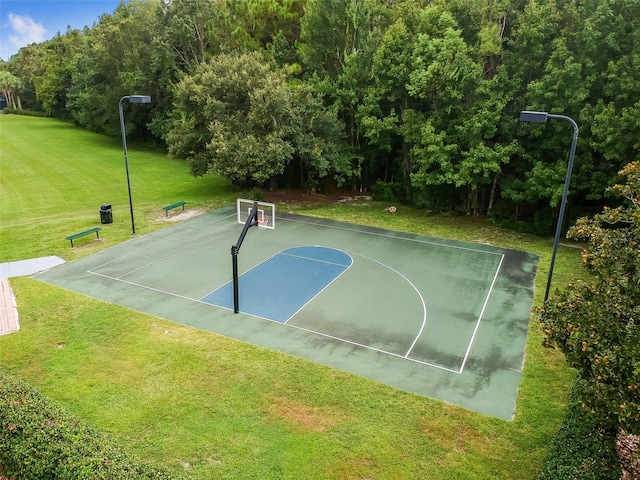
<box><xmin>2</xmin><ymin>0</ymin><xmax>640</xmax><ymax>218</ymax></box>
<box><xmin>167</xmin><ymin>52</ymin><xmax>351</xmax><ymax>190</ymax></box>
<box><xmin>539</xmin><ymin>162</ymin><xmax>640</xmax><ymax>433</ymax></box>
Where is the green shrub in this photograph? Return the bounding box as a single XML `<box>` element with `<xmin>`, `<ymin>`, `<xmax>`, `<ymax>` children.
<box><xmin>0</xmin><ymin>371</ymin><xmax>182</xmax><ymax>480</ymax></box>
<box><xmin>371</xmin><ymin>181</ymin><xmax>401</xmax><ymax>202</ymax></box>
<box><xmin>1</xmin><ymin>108</ymin><xmax>48</xmax><ymax>117</ymax></box>
<box><xmin>247</xmin><ymin>186</ymin><xmax>264</xmax><ymax>201</ymax></box>
<box><xmin>537</xmin><ymin>379</ymin><xmax>620</xmax><ymax>480</ymax></box>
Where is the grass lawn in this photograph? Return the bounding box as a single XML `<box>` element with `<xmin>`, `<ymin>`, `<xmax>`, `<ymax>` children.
<box><xmin>0</xmin><ymin>115</ymin><xmax>577</xmax><ymax>479</ymax></box>
<box><xmin>0</xmin><ymin>115</ymin><xmax>235</xmax><ymax>262</ymax></box>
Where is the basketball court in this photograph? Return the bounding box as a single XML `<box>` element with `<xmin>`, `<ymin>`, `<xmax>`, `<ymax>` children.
<box><xmin>35</xmin><ymin>201</ymin><xmax>539</xmax><ymax>419</ymax></box>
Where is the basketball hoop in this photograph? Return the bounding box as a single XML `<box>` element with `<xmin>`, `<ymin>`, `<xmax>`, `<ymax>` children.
<box><xmin>258</xmin><ymin>216</ymin><xmax>270</xmax><ymax>230</ymax></box>
<box><xmin>237</xmin><ymin>198</ymin><xmax>275</xmax><ymax>230</ymax></box>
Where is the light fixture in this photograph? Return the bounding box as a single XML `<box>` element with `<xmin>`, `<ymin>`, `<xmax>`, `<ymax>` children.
<box><xmin>519</xmin><ymin>111</ymin><xmax>579</xmax><ymax>302</ymax></box>
<box><xmin>119</xmin><ymin>95</ymin><xmax>152</xmax><ymax>235</ymax></box>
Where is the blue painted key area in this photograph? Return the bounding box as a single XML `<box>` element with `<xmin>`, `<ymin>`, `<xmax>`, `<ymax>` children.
<box><xmin>202</xmin><ymin>246</ymin><xmax>352</xmax><ymax>322</ymax></box>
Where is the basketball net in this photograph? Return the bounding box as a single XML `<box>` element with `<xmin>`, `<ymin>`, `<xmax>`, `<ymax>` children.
<box><xmin>258</xmin><ymin>216</ymin><xmax>270</xmax><ymax>230</ymax></box>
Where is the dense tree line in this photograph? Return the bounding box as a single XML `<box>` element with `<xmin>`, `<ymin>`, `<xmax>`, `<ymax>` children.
<box><xmin>2</xmin><ymin>0</ymin><xmax>639</xmax><ymax>232</ymax></box>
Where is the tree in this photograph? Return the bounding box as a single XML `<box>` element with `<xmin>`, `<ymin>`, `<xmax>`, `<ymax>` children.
<box><xmin>0</xmin><ymin>70</ymin><xmax>22</xmax><ymax>109</ymax></box>
<box><xmin>167</xmin><ymin>52</ymin><xmax>351</xmax><ymax>190</ymax></box>
<box><xmin>158</xmin><ymin>0</ymin><xmax>226</xmax><ymax>70</ymax></box>
<box><xmin>68</xmin><ymin>0</ymin><xmax>161</xmax><ymax>138</ymax></box>
<box><xmin>502</xmin><ymin>0</ymin><xmax>640</xmax><ymax>229</ymax></box>
<box><xmin>299</xmin><ymin>0</ymin><xmax>392</xmax><ymax>189</ymax></box>
<box><xmin>405</xmin><ymin>7</ymin><xmax>485</xmax><ymax>209</ymax></box>
<box><xmin>4</xmin><ymin>45</ymin><xmax>41</xmax><ymax>111</ymax></box>
<box><xmin>32</xmin><ymin>29</ymin><xmax>86</xmax><ymax>118</ymax></box>
<box><xmin>228</xmin><ymin>0</ymin><xmax>304</xmax><ymax>51</ymax></box>
<box><xmin>538</xmin><ymin>161</ymin><xmax>640</xmax><ymax>433</ymax></box>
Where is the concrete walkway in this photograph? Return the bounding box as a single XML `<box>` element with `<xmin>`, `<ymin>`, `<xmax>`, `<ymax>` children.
<box><xmin>0</xmin><ymin>255</ymin><xmax>65</xmax><ymax>278</ymax></box>
<box><xmin>0</xmin><ymin>256</ymin><xmax>66</xmax><ymax>335</ymax></box>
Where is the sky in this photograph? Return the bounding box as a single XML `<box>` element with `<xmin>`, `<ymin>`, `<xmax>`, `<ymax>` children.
<box><xmin>0</xmin><ymin>0</ymin><xmax>122</xmax><ymax>61</ymax></box>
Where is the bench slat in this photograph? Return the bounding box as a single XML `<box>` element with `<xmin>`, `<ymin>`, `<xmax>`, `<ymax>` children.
<box><xmin>65</xmin><ymin>228</ymin><xmax>101</xmax><ymax>240</ymax></box>
<box><xmin>66</xmin><ymin>228</ymin><xmax>101</xmax><ymax>247</ymax></box>
<box><xmin>163</xmin><ymin>201</ymin><xmax>187</xmax><ymax>210</ymax></box>
<box><xmin>163</xmin><ymin>201</ymin><xmax>187</xmax><ymax>216</ymax></box>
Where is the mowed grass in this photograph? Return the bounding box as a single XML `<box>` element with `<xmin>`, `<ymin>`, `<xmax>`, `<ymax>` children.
<box><xmin>0</xmin><ymin>115</ymin><xmax>577</xmax><ymax>479</ymax></box>
<box><xmin>0</xmin><ymin>115</ymin><xmax>234</xmax><ymax>261</ymax></box>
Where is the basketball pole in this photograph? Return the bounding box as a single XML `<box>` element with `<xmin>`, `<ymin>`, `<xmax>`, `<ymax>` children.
<box><xmin>231</xmin><ymin>202</ymin><xmax>259</xmax><ymax>314</ymax></box>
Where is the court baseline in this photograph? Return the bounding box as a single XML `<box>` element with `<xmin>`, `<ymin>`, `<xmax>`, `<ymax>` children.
<box><xmin>86</xmin><ymin>233</ymin><xmax>503</xmax><ymax>374</ymax></box>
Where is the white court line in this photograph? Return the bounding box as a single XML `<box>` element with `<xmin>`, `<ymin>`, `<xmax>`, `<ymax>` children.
<box><xmin>282</xmin><ymin>216</ymin><xmax>504</xmax><ymax>256</ymax></box>
<box><xmin>88</xmin><ymin>213</ymin><xmax>236</xmax><ymax>273</ymax></box>
<box><xmin>285</xmin><ymin>321</ymin><xmax>461</xmax><ymax>374</ymax></box>
<box><xmin>457</xmin><ymin>254</ymin><xmax>505</xmax><ymax>374</ymax></box>
<box><xmin>90</xmin><ymin>270</ymin><xmax>207</xmax><ymax>303</ymax></box>
<box><xmin>195</xmin><ymin>245</ymin><xmax>433</xmax><ymax>369</ymax></box>
<box><xmin>86</xmin><ymin>243</ymin><xmax>482</xmax><ymax>375</ymax></box>
<box><xmin>278</xmin><ymin>217</ymin><xmax>508</xmax><ymax>373</ymax></box>
<box><xmin>113</xmin><ymin>247</ymin><xmax>215</xmax><ymax>280</ymax></box>
<box><xmin>187</xmin><ymin>290</ymin><xmax>457</xmax><ymax>374</ymax></box>
<box><xmin>282</xmin><ymin>249</ymin><xmax>353</xmax><ymax>323</ymax></box>
<box><xmin>217</xmin><ymin>243</ymin><xmax>502</xmax><ymax>374</ymax></box>
<box><xmin>197</xmin><ymin>248</ymin><xmax>283</xmax><ymax>301</ymax></box>
<box><xmin>280</xmin><ymin>250</ymin><xmax>352</xmax><ymax>268</ymax></box>
<box><xmin>345</xmin><ymin>252</ymin><xmax>428</xmax><ymax>360</ymax></box>
<box><xmin>87</xmin><ymin>213</ymin><xmax>506</xmax><ymax>375</ymax></box>
<box><xmin>89</xmin><ymin>243</ymin><xmax>447</xmax><ymax>371</ymax></box>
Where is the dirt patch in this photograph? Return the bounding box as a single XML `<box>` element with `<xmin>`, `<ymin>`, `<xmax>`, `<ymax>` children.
<box><xmin>617</xmin><ymin>430</ymin><xmax>640</xmax><ymax>480</ymax></box>
<box><xmin>268</xmin><ymin>396</ymin><xmax>341</xmax><ymax>432</ymax></box>
<box><xmin>264</xmin><ymin>190</ymin><xmax>340</xmax><ymax>206</ymax></box>
<box><xmin>263</xmin><ymin>185</ymin><xmax>371</xmax><ymax>207</ymax></box>
<box><xmin>158</xmin><ymin>208</ymin><xmax>206</xmax><ymax>223</ymax></box>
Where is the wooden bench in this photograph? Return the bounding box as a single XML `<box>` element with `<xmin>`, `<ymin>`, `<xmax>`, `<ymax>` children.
<box><xmin>65</xmin><ymin>227</ymin><xmax>101</xmax><ymax>247</ymax></box>
<box><xmin>163</xmin><ymin>201</ymin><xmax>187</xmax><ymax>217</ymax></box>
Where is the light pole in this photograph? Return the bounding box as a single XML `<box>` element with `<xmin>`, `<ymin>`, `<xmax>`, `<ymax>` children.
<box><xmin>519</xmin><ymin>111</ymin><xmax>579</xmax><ymax>302</ymax></box>
<box><xmin>119</xmin><ymin>95</ymin><xmax>151</xmax><ymax>235</ymax></box>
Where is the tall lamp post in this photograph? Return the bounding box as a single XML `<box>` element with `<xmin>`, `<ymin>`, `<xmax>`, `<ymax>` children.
<box><xmin>119</xmin><ymin>95</ymin><xmax>152</xmax><ymax>235</ymax></box>
<box><xmin>519</xmin><ymin>111</ymin><xmax>579</xmax><ymax>302</ymax></box>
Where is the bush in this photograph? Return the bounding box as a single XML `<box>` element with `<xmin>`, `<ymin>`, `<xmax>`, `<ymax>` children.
<box><xmin>0</xmin><ymin>371</ymin><xmax>182</xmax><ymax>480</ymax></box>
<box><xmin>538</xmin><ymin>380</ymin><xmax>620</xmax><ymax>480</ymax></box>
<box><xmin>247</xmin><ymin>186</ymin><xmax>265</xmax><ymax>201</ymax></box>
<box><xmin>538</xmin><ymin>162</ymin><xmax>640</xmax><ymax>433</ymax></box>
<box><xmin>1</xmin><ymin>108</ymin><xmax>48</xmax><ymax>117</ymax></box>
<box><xmin>371</xmin><ymin>181</ymin><xmax>401</xmax><ymax>202</ymax></box>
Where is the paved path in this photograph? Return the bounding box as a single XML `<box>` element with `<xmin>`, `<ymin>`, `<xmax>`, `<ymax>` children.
<box><xmin>0</xmin><ymin>255</ymin><xmax>65</xmax><ymax>336</ymax></box>
<box><xmin>0</xmin><ymin>278</ymin><xmax>19</xmax><ymax>335</ymax></box>
<box><xmin>0</xmin><ymin>256</ymin><xmax>65</xmax><ymax>278</ymax></box>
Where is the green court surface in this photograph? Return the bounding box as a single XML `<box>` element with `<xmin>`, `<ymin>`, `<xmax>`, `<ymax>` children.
<box><xmin>36</xmin><ymin>206</ymin><xmax>539</xmax><ymax>419</ymax></box>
